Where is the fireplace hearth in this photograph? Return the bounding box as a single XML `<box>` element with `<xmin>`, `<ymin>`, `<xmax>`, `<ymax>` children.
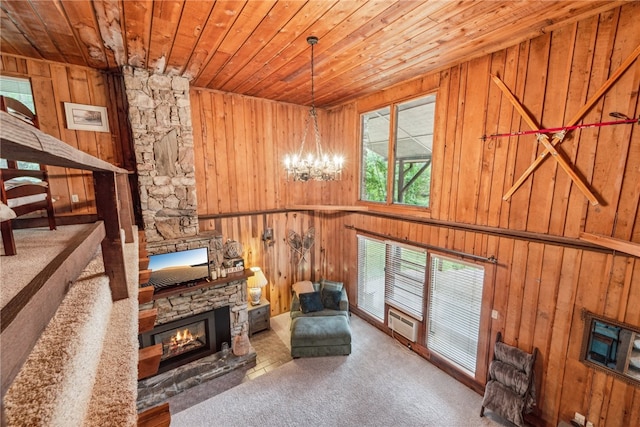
<box><xmin>139</xmin><ymin>306</ymin><xmax>230</xmax><ymax>374</ymax></box>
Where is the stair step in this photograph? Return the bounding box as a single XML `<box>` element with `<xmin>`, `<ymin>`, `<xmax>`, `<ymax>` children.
<box><xmin>137</xmin><ymin>402</ymin><xmax>171</xmax><ymax>427</ymax></box>
<box><xmin>139</xmin><ymin>308</ymin><xmax>157</xmax><ymax>334</ymax></box>
<box><xmin>138</xmin><ymin>286</ymin><xmax>155</xmax><ymax>305</ymax></box>
<box><xmin>139</xmin><ymin>269</ymin><xmax>151</xmax><ymax>285</ymax></box>
<box><xmin>139</xmin><ymin>256</ymin><xmax>149</xmax><ymax>271</ymax></box>
<box><xmin>138</xmin><ymin>344</ymin><xmax>163</xmax><ymax>380</ymax></box>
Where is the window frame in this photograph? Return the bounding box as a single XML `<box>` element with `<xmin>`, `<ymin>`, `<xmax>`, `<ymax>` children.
<box><xmin>358</xmin><ymin>91</ymin><xmax>438</xmax><ymax>212</ymax></box>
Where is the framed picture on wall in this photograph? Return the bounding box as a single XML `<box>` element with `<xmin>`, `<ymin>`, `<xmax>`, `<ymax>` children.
<box><xmin>64</xmin><ymin>102</ymin><xmax>110</xmax><ymax>132</ymax></box>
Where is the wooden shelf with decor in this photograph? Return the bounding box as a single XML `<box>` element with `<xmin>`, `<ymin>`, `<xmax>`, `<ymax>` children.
<box><xmin>150</xmin><ymin>268</ymin><xmax>254</xmax><ymax>300</ymax></box>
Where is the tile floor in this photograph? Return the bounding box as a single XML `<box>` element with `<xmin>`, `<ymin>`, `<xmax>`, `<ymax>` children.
<box><xmin>242</xmin><ymin>317</ymin><xmax>292</xmax><ymax>381</ymax></box>
<box><xmin>168</xmin><ymin>313</ymin><xmax>292</xmax><ymax>414</ymax></box>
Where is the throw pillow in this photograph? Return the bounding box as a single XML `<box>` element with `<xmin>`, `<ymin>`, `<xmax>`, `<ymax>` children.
<box><xmin>321</xmin><ymin>288</ymin><xmax>342</xmax><ymax>310</ymax></box>
<box><xmin>298</xmin><ymin>291</ymin><xmax>324</xmax><ymax>313</ymax></box>
<box><xmin>320</xmin><ymin>278</ymin><xmax>344</xmax><ymax>293</ymax></box>
<box><xmin>292</xmin><ymin>280</ymin><xmax>315</xmax><ymax>297</ymax></box>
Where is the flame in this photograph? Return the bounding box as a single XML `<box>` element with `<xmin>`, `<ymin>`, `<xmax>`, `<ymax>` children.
<box><xmin>171</xmin><ymin>328</ymin><xmax>195</xmax><ymax>347</ymax></box>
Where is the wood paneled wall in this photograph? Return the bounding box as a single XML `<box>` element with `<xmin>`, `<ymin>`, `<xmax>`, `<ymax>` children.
<box><xmin>317</xmin><ymin>4</ymin><xmax>640</xmax><ymax>427</ymax></box>
<box><xmin>318</xmin><ymin>212</ymin><xmax>639</xmax><ymax>427</ymax></box>
<box><xmin>427</xmin><ymin>6</ymin><xmax>640</xmax><ymax>241</ymax></box>
<box><xmin>189</xmin><ymin>6</ymin><xmax>639</xmax><ymax>426</ymax></box>
<box><xmin>0</xmin><ymin>54</ymin><xmax>133</xmax><ymax>217</ymax></box>
<box><xmin>2</xmin><ymin>3</ymin><xmax>638</xmax><ymax>426</ymax></box>
<box><xmin>198</xmin><ymin>212</ymin><xmax>322</xmax><ymax>316</ymax></box>
<box><xmin>190</xmin><ymin>88</ymin><xmax>359</xmax><ymax>213</ymax></box>
<box><xmin>190</xmin><ymin>89</ymin><xmax>358</xmax><ymax>316</ymax></box>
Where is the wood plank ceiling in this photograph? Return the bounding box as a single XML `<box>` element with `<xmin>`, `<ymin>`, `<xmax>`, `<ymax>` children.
<box><xmin>0</xmin><ymin>0</ymin><xmax>625</xmax><ymax>107</ymax></box>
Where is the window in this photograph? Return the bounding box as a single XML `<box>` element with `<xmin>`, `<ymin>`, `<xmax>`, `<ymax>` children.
<box><xmin>356</xmin><ymin>235</ymin><xmax>486</xmax><ymax>377</ymax></box>
<box><xmin>0</xmin><ymin>76</ymin><xmax>37</xmax><ymax>170</ymax></box>
<box><xmin>357</xmin><ymin>236</ymin><xmax>386</xmax><ymax>321</ymax></box>
<box><xmin>360</xmin><ymin>94</ymin><xmax>436</xmax><ymax>207</ymax></box>
<box><xmin>427</xmin><ymin>255</ymin><xmax>484</xmax><ymax>376</ymax></box>
<box><xmin>357</xmin><ymin>236</ymin><xmax>426</xmax><ymax>321</ymax></box>
<box><xmin>0</xmin><ymin>76</ymin><xmax>35</xmax><ymax>112</ymax></box>
<box><xmin>385</xmin><ymin>243</ymin><xmax>426</xmax><ymax>320</ymax></box>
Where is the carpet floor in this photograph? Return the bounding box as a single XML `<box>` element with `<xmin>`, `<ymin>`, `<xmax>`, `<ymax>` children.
<box><xmin>0</xmin><ymin>224</ymin><xmax>90</xmax><ymax>308</ymax></box>
<box><xmin>171</xmin><ymin>314</ymin><xmax>509</xmax><ymax>427</ymax></box>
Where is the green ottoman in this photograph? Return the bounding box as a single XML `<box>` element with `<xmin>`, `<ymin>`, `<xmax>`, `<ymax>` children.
<box><xmin>290</xmin><ymin>315</ymin><xmax>352</xmax><ymax>358</ymax></box>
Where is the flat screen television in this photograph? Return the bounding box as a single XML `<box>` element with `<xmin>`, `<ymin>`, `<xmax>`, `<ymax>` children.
<box><xmin>148</xmin><ymin>247</ymin><xmax>209</xmax><ymax>291</ymax></box>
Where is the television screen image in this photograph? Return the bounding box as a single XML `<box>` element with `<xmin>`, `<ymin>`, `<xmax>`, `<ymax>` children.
<box><xmin>148</xmin><ymin>247</ymin><xmax>209</xmax><ymax>290</ymax></box>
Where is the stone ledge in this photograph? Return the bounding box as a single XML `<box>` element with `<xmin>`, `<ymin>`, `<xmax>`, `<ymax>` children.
<box><xmin>137</xmin><ymin>347</ymin><xmax>257</xmax><ymax>412</ymax></box>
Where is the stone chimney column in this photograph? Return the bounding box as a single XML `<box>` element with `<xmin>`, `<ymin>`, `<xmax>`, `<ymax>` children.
<box><xmin>123</xmin><ymin>66</ymin><xmax>198</xmax><ymax>242</ymax></box>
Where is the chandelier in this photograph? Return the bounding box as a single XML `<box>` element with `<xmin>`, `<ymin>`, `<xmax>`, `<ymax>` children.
<box><xmin>284</xmin><ymin>36</ymin><xmax>344</xmax><ymax>182</ymax></box>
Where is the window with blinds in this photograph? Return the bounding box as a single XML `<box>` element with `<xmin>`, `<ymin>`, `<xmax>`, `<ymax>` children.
<box><xmin>357</xmin><ymin>236</ymin><xmax>386</xmax><ymax>321</ymax></box>
<box><xmin>357</xmin><ymin>236</ymin><xmax>426</xmax><ymax>322</ymax></box>
<box><xmin>356</xmin><ymin>235</ymin><xmax>486</xmax><ymax>377</ymax></box>
<box><xmin>385</xmin><ymin>243</ymin><xmax>426</xmax><ymax>320</ymax></box>
<box><xmin>427</xmin><ymin>255</ymin><xmax>484</xmax><ymax>375</ymax></box>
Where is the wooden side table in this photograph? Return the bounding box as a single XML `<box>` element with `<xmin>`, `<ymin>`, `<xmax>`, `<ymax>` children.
<box><xmin>248</xmin><ymin>298</ymin><xmax>270</xmax><ymax>336</ymax></box>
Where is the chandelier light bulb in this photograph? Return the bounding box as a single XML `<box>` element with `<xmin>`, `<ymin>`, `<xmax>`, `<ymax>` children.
<box><xmin>283</xmin><ymin>36</ymin><xmax>344</xmax><ymax>182</ymax></box>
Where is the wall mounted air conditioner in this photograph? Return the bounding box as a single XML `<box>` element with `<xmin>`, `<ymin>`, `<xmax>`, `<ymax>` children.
<box><xmin>388</xmin><ymin>308</ymin><xmax>418</xmax><ymax>342</ymax></box>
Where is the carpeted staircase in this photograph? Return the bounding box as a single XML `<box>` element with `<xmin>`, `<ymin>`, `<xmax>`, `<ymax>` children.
<box><xmin>3</xmin><ymin>230</ymin><xmax>139</xmax><ymax>426</ymax></box>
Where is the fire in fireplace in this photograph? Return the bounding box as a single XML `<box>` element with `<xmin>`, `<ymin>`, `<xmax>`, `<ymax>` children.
<box><xmin>139</xmin><ymin>306</ymin><xmax>231</xmax><ymax>374</ymax></box>
<box><xmin>157</xmin><ymin>320</ymin><xmax>206</xmax><ymax>361</ymax></box>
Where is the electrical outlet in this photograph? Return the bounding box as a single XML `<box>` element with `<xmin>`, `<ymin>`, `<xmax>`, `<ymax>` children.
<box><xmin>574</xmin><ymin>412</ymin><xmax>586</xmax><ymax>426</ymax></box>
<box><xmin>586</xmin><ymin>421</ymin><xmax>593</xmax><ymax>427</ymax></box>
<box><xmin>71</xmin><ymin>194</ymin><xmax>79</xmax><ymax>203</ymax></box>
<box><xmin>491</xmin><ymin>310</ymin><xmax>499</xmax><ymax>319</ymax></box>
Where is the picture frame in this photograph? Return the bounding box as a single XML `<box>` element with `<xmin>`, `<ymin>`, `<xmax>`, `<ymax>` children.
<box><xmin>63</xmin><ymin>102</ymin><xmax>110</xmax><ymax>132</ymax></box>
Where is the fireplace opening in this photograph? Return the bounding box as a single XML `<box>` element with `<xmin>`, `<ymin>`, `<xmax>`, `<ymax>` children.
<box><xmin>157</xmin><ymin>319</ymin><xmax>206</xmax><ymax>361</ymax></box>
<box><xmin>139</xmin><ymin>306</ymin><xmax>231</xmax><ymax>374</ymax></box>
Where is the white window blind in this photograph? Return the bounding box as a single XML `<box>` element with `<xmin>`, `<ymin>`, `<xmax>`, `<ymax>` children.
<box><xmin>427</xmin><ymin>255</ymin><xmax>484</xmax><ymax>375</ymax></box>
<box><xmin>357</xmin><ymin>235</ymin><xmax>386</xmax><ymax>321</ymax></box>
<box><xmin>385</xmin><ymin>242</ymin><xmax>426</xmax><ymax>320</ymax></box>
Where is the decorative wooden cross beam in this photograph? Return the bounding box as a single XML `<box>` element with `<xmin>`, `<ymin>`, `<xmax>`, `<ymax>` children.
<box><xmin>491</xmin><ymin>75</ymin><xmax>599</xmax><ymax>205</ymax></box>
<box><xmin>493</xmin><ymin>43</ymin><xmax>640</xmax><ymax>206</ymax></box>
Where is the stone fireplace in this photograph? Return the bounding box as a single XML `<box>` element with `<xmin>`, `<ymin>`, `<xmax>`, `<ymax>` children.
<box><xmin>123</xmin><ymin>68</ymin><xmax>256</xmax><ymax>410</ymax></box>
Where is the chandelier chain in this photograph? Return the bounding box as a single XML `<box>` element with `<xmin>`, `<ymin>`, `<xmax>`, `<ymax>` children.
<box><xmin>309</xmin><ymin>39</ymin><xmax>324</xmax><ymax>159</ymax></box>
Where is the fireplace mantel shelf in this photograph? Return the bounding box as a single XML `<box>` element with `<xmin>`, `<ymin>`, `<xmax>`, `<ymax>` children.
<box><xmin>151</xmin><ymin>269</ymin><xmax>254</xmax><ymax>300</ymax></box>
